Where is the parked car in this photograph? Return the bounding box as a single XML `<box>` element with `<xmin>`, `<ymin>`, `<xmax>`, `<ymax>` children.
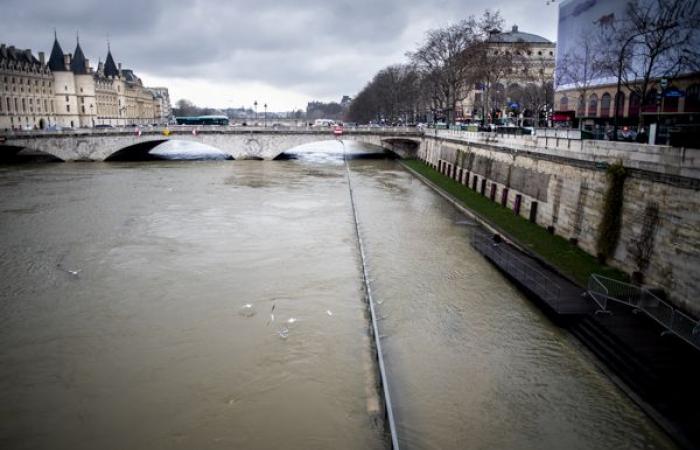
<box><xmin>95</xmin><ymin>124</ymin><xmax>114</xmax><ymax>128</ymax></box>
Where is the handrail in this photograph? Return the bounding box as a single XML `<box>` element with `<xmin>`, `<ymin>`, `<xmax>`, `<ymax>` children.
<box><xmin>588</xmin><ymin>274</ymin><xmax>700</xmax><ymax>350</ymax></box>
<box><xmin>471</xmin><ymin>232</ymin><xmax>562</xmax><ymax>309</ymax></box>
<box><xmin>343</xmin><ymin>146</ymin><xmax>400</xmax><ymax>449</ymax></box>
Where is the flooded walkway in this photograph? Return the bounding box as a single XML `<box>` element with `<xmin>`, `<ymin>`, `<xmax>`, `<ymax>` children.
<box><xmin>348</xmin><ymin>159</ymin><xmax>674</xmax><ymax>450</ymax></box>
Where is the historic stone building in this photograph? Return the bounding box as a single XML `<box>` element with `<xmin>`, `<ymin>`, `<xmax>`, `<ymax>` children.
<box><xmin>459</xmin><ymin>25</ymin><xmax>556</xmax><ymax>124</ymax></box>
<box><xmin>0</xmin><ymin>44</ymin><xmax>56</xmax><ymax>131</ymax></box>
<box><xmin>0</xmin><ymin>36</ymin><xmax>171</xmax><ymax>130</ymax></box>
<box><xmin>148</xmin><ymin>87</ymin><xmax>172</xmax><ymax>125</ymax></box>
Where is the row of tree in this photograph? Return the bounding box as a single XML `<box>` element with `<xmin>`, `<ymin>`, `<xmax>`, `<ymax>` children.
<box><xmin>348</xmin><ymin>10</ymin><xmax>553</xmax><ymax>125</ymax></box>
<box><xmin>348</xmin><ymin>0</ymin><xmax>699</xmax><ymax>127</ymax></box>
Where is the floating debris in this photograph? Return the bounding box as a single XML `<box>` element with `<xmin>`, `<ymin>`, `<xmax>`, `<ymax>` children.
<box><xmin>266</xmin><ymin>303</ymin><xmax>276</xmax><ymax>326</ymax></box>
<box><xmin>326</xmin><ymin>310</ymin><xmax>333</xmax><ymax>316</ymax></box>
<box><xmin>286</xmin><ymin>317</ymin><xmax>297</xmax><ymax>325</ymax></box>
<box><xmin>277</xmin><ymin>327</ymin><xmax>289</xmax><ymax>339</ymax></box>
<box><xmin>238</xmin><ymin>303</ymin><xmax>256</xmax><ymax>317</ymax></box>
<box><xmin>57</xmin><ymin>265</ymin><xmax>81</xmax><ymax>277</ymax></box>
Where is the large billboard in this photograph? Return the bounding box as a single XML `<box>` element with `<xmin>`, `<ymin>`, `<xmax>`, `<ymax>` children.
<box><xmin>556</xmin><ymin>0</ymin><xmax>700</xmax><ymax>90</ymax></box>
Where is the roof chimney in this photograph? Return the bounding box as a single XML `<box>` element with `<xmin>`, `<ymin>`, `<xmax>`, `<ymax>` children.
<box><xmin>512</xmin><ymin>25</ymin><xmax>518</xmax><ymax>33</ymax></box>
<box><xmin>117</xmin><ymin>62</ymin><xmax>122</xmax><ymax>76</ymax></box>
<box><xmin>38</xmin><ymin>51</ymin><xmax>45</xmax><ymax>65</ymax></box>
<box><xmin>64</xmin><ymin>53</ymin><xmax>71</xmax><ymax>69</ymax></box>
<box><xmin>84</xmin><ymin>57</ymin><xmax>90</xmax><ymax>71</ymax></box>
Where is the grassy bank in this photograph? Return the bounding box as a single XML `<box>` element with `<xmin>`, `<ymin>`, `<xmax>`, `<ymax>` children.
<box><xmin>402</xmin><ymin>159</ymin><xmax>627</xmax><ymax>286</ymax></box>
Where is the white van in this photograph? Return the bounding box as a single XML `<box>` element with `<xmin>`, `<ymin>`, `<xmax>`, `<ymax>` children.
<box><xmin>312</xmin><ymin>119</ymin><xmax>335</xmax><ymax>127</ymax></box>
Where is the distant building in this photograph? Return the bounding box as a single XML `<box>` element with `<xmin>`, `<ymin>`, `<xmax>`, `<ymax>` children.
<box><xmin>0</xmin><ymin>44</ymin><xmax>56</xmax><ymax>131</ymax></box>
<box><xmin>459</xmin><ymin>25</ymin><xmax>556</xmax><ymax>123</ymax></box>
<box><xmin>0</xmin><ymin>35</ymin><xmax>170</xmax><ymax>131</ymax></box>
<box><xmin>148</xmin><ymin>87</ymin><xmax>172</xmax><ymax>124</ymax></box>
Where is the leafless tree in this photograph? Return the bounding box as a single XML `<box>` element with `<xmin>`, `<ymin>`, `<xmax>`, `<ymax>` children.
<box><xmin>347</xmin><ymin>64</ymin><xmax>422</xmax><ymax>124</ymax></box>
<box><xmin>408</xmin><ymin>11</ymin><xmax>503</xmax><ymax>124</ymax></box>
<box><xmin>556</xmin><ymin>30</ymin><xmax>606</xmax><ymax>121</ymax></box>
<box><xmin>600</xmin><ymin>0</ymin><xmax>700</xmax><ymax>133</ymax></box>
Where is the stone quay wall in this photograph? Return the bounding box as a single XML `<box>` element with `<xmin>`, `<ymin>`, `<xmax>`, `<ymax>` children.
<box><xmin>418</xmin><ymin>132</ymin><xmax>700</xmax><ymax>318</ymax></box>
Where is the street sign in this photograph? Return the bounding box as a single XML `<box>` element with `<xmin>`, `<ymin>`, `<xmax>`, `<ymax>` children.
<box><xmin>664</xmin><ymin>88</ymin><xmax>685</xmax><ymax>98</ymax></box>
<box><xmin>333</xmin><ymin>125</ymin><xmax>343</xmax><ymax>136</ymax></box>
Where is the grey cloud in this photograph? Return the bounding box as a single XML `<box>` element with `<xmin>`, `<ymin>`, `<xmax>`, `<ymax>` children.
<box><xmin>0</xmin><ymin>0</ymin><xmax>558</xmax><ymax>102</ymax></box>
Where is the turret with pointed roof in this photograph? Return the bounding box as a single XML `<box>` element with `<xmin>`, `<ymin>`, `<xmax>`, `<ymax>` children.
<box><xmin>70</xmin><ymin>37</ymin><xmax>89</xmax><ymax>74</ymax></box>
<box><xmin>104</xmin><ymin>44</ymin><xmax>119</xmax><ymax>78</ymax></box>
<box><xmin>47</xmin><ymin>33</ymin><xmax>67</xmax><ymax>71</ymax></box>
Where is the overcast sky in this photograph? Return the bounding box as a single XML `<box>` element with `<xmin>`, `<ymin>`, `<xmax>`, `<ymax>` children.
<box><xmin>0</xmin><ymin>0</ymin><xmax>558</xmax><ymax>111</ymax></box>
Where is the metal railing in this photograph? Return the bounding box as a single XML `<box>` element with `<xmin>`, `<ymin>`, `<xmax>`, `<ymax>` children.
<box><xmin>588</xmin><ymin>274</ymin><xmax>700</xmax><ymax>350</ymax></box>
<box><xmin>471</xmin><ymin>232</ymin><xmax>562</xmax><ymax>309</ymax></box>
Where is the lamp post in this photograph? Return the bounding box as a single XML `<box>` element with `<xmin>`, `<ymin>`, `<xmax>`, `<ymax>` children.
<box><xmin>253</xmin><ymin>101</ymin><xmax>258</xmax><ymax>125</ymax></box>
<box><xmin>264</xmin><ymin>103</ymin><xmax>268</xmax><ymax>128</ymax></box>
<box><xmin>90</xmin><ymin>104</ymin><xmax>94</xmax><ymax>127</ymax></box>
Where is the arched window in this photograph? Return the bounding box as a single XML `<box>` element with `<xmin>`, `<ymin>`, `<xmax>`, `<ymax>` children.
<box><xmin>600</xmin><ymin>93</ymin><xmax>611</xmax><ymax>118</ymax></box>
<box><xmin>642</xmin><ymin>90</ymin><xmax>657</xmax><ymax>113</ymax></box>
<box><xmin>577</xmin><ymin>95</ymin><xmax>585</xmax><ymax>116</ymax></box>
<box><xmin>685</xmin><ymin>84</ymin><xmax>700</xmax><ymax>112</ymax></box>
<box><xmin>629</xmin><ymin>92</ymin><xmax>641</xmax><ymax>118</ymax></box>
<box><xmin>615</xmin><ymin>92</ymin><xmax>625</xmax><ymax>117</ymax></box>
<box><xmin>560</xmin><ymin>96</ymin><xmax>569</xmax><ymax>110</ymax></box>
<box><xmin>588</xmin><ymin>94</ymin><xmax>598</xmax><ymax>117</ymax></box>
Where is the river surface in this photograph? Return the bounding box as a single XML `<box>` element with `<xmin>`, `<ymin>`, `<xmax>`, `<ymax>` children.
<box><xmin>0</xmin><ymin>142</ymin><xmax>674</xmax><ymax>449</ymax></box>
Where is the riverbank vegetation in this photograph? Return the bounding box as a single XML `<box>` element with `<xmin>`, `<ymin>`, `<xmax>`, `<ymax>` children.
<box><xmin>403</xmin><ymin>160</ymin><xmax>627</xmax><ymax>286</ymax></box>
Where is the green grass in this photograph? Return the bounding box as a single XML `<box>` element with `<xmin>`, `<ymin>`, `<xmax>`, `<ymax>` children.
<box><xmin>402</xmin><ymin>159</ymin><xmax>628</xmax><ymax>286</ymax></box>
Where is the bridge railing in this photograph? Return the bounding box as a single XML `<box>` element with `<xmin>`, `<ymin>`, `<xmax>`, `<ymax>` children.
<box><xmin>588</xmin><ymin>274</ymin><xmax>700</xmax><ymax>350</ymax></box>
<box><xmin>1</xmin><ymin>125</ymin><xmax>424</xmax><ymax>137</ymax></box>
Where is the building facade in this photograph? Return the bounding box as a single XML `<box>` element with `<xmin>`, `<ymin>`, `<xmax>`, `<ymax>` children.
<box><xmin>0</xmin><ymin>44</ymin><xmax>56</xmax><ymax>131</ymax></box>
<box><xmin>459</xmin><ymin>25</ymin><xmax>556</xmax><ymax>124</ymax></box>
<box><xmin>1</xmin><ymin>36</ymin><xmax>172</xmax><ymax>131</ymax></box>
<box><xmin>148</xmin><ymin>87</ymin><xmax>172</xmax><ymax>124</ymax></box>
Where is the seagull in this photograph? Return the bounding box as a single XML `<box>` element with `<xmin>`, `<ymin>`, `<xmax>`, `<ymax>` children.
<box><xmin>286</xmin><ymin>317</ymin><xmax>297</xmax><ymax>325</ymax></box>
<box><xmin>57</xmin><ymin>263</ymin><xmax>81</xmax><ymax>277</ymax></box>
<box><xmin>326</xmin><ymin>310</ymin><xmax>333</xmax><ymax>316</ymax></box>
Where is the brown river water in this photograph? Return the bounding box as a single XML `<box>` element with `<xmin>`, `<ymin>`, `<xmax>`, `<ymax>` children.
<box><xmin>0</xmin><ymin>141</ymin><xmax>674</xmax><ymax>449</ymax></box>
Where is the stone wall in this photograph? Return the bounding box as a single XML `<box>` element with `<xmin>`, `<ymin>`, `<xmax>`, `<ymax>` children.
<box><xmin>419</xmin><ymin>136</ymin><xmax>700</xmax><ymax>318</ymax></box>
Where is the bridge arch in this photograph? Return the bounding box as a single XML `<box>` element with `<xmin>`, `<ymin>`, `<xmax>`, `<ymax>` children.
<box><xmin>0</xmin><ymin>144</ymin><xmax>65</xmax><ymax>162</ymax></box>
<box><xmin>105</xmin><ymin>139</ymin><xmax>233</xmax><ymax>161</ymax></box>
<box><xmin>105</xmin><ymin>139</ymin><xmax>170</xmax><ymax>161</ymax></box>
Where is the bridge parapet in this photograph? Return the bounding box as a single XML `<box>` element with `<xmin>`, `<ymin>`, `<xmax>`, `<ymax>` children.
<box><xmin>1</xmin><ymin>126</ymin><xmax>424</xmax><ymax>161</ymax></box>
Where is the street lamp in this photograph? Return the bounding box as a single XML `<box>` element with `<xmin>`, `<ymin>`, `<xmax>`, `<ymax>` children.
<box><xmin>90</xmin><ymin>104</ymin><xmax>94</xmax><ymax>127</ymax></box>
<box><xmin>253</xmin><ymin>101</ymin><xmax>258</xmax><ymax>125</ymax></box>
<box><xmin>264</xmin><ymin>103</ymin><xmax>268</xmax><ymax>128</ymax></box>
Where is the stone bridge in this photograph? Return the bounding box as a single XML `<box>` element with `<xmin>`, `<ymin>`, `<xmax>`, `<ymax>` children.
<box><xmin>0</xmin><ymin>127</ymin><xmax>424</xmax><ymax>161</ymax></box>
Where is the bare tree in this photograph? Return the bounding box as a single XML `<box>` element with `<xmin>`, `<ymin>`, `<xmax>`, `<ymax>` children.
<box><xmin>346</xmin><ymin>64</ymin><xmax>422</xmax><ymax>124</ymax></box>
<box><xmin>471</xmin><ymin>40</ymin><xmax>524</xmax><ymax>124</ymax></box>
<box><xmin>408</xmin><ymin>11</ymin><xmax>503</xmax><ymax>124</ymax></box>
<box><xmin>600</xmin><ymin>0</ymin><xmax>700</xmax><ymax>135</ymax></box>
<box><xmin>557</xmin><ymin>30</ymin><xmax>605</xmax><ymax>123</ymax></box>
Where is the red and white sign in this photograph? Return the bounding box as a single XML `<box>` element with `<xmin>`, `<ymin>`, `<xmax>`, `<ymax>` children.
<box><xmin>333</xmin><ymin>125</ymin><xmax>343</xmax><ymax>136</ymax></box>
<box><xmin>136</xmin><ymin>128</ymin><xmax>142</xmax><ymax>137</ymax></box>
